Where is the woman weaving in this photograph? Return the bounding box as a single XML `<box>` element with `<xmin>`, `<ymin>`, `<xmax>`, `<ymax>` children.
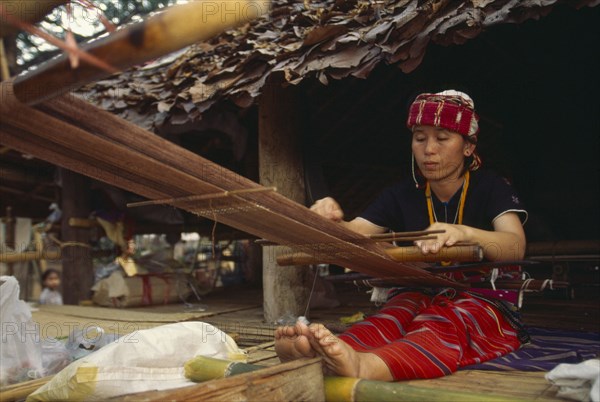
<box><xmin>274</xmin><ymin>90</ymin><xmax>529</xmax><ymax>381</ymax></box>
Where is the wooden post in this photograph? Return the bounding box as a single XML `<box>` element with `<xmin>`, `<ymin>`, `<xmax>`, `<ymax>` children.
<box><xmin>59</xmin><ymin>168</ymin><xmax>93</xmax><ymax>305</ymax></box>
<box><xmin>259</xmin><ymin>77</ymin><xmax>311</xmax><ymax>323</ymax></box>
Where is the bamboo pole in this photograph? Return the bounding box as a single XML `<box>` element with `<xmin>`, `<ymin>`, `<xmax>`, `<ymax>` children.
<box><xmin>180</xmin><ymin>357</ymin><xmax>529</xmax><ymax>402</ymax></box>
<box><xmin>385</xmin><ymin>244</ymin><xmax>483</xmax><ymax>262</ymax></box>
<box><xmin>10</xmin><ymin>0</ymin><xmax>271</xmax><ymax>105</ymax></box>
<box><xmin>33</xmin><ymin>228</ymin><xmax>47</xmax><ymax>271</ymax></box>
<box><xmin>324</xmin><ymin>376</ymin><xmax>530</xmax><ymax>402</ymax></box>
<box><xmin>68</xmin><ymin>217</ymin><xmax>98</xmax><ymax>228</ymax></box>
<box><xmin>0</xmin><ymin>39</ymin><xmax>10</xmax><ymax>80</ymax></box>
<box><xmin>0</xmin><ymin>249</ymin><xmax>60</xmax><ymax>264</ymax></box>
<box><xmin>277</xmin><ymin>245</ymin><xmax>483</xmax><ymax>266</ymax></box>
<box><xmin>0</xmin><ymin>375</ymin><xmax>53</xmax><ymax>402</ymax></box>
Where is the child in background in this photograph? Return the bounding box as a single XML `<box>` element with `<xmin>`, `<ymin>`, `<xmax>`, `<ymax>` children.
<box><xmin>40</xmin><ymin>269</ymin><xmax>63</xmax><ymax>305</ymax></box>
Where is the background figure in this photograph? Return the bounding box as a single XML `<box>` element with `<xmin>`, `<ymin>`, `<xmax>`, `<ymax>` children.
<box><xmin>39</xmin><ymin>268</ymin><xmax>63</xmax><ymax>305</ymax></box>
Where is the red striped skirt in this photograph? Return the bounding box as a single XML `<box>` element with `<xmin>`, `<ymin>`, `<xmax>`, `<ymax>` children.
<box><xmin>338</xmin><ymin>290</ymin><xmax>523</xmax><ymax>380</ymax></box>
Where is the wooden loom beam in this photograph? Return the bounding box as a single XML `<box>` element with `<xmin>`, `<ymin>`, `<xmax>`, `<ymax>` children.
<box><xmin>0</xmin><ymin>85</ymin><xmax>461</xmax><ymax>287</ymax></box>
<box><xmin>278</xmin><ymin>244</ymin><xmax>484</xmax><ymax>266</ymax></box>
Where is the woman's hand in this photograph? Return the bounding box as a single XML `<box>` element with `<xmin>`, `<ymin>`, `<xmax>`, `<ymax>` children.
<box><xmin>413</xmin><ymin>222</ymin><xmax>470</xmax><ymax>254</ymax></box>
<box><xmin>310</xmin><ymin>197</ymin><xmax>344</xmax><ymax>222</ymax></box>
<box><xmin>414</xmin><ymin>213</ymin><xmax>526</xmax><ymax>261</ymax></box>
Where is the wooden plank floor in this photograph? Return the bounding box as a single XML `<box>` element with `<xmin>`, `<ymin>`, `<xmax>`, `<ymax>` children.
<box><xmin>25</xmin><ymin>283</ymin><xmax>598</xmax><ymax>401</ymax></box>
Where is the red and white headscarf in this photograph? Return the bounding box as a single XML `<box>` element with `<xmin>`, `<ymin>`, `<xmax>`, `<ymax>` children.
<box><xmin>407</xmin><ymin>90</ymin><xmax>481</xmax><ymax>171</ymax></box>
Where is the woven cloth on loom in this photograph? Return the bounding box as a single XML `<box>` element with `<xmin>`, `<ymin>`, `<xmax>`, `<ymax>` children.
<box><xmin>463</xmin><ymin>327</ymin><xmax>600</xmax><ymax>372</ymax></box>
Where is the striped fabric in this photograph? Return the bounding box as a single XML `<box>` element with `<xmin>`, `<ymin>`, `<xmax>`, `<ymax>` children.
<box><xmin>338</xmin><ymin>291</ymin><xmax>522</xmax><ymax>380</ymax></box>
<box><xmin>466</xmin><ymin>327</ymin><xmax>600</xmax><ymax>372</ymax></box>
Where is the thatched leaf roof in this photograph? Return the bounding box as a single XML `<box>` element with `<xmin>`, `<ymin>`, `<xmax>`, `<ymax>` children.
<box><xmin>82</xmin><ymin>0</ymin><xmax>597</xmax><ymax>129</ymax></box>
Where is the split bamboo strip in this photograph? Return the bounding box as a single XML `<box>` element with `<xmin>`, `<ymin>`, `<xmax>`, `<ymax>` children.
<box><xmin>277</xmin><ymin>244</ymin><xmax>483</xmax><ymax>266</ymax></box>
<box><xmin>11</xmin><ymin>0</ymin><xmax>271</xmax><ymax>104</ymax></box>
<box><xmin>0</xmin><ymin>87</ymin><xmax>460</xmax><ymax>287</ymax></box>
<box><xmin>243</xmin><ymin>341</ymin><xmax>276</xmax><ymax>353</ymax></box>
<box><xmin>113</xmin><ymin>357</ymin><xmax>325</xmax><ymax>401</ymax></box>
<box><xmin>0</xmin><ymin>376</ymin><xmax>53</xmax><ymax>402</ymax></box>
<box><xmin>185</xmin><ymin>356</ymin><xmax>263</xmax><ymax>382</ymax></box>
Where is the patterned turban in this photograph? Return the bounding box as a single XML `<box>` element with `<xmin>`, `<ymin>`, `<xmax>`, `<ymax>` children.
<box><xmin>407</xmin><ymin>90</ymin><xmax>481</xmax><ymax>170</ymax></box>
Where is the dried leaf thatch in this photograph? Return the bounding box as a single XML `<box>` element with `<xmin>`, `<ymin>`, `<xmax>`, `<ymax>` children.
<box><xmin>82</xmin><ymin>0</ymin><xmax>598</xmax><ymax>130</ymax></box>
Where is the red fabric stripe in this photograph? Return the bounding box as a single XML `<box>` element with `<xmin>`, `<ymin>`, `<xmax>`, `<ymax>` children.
<box><xmin>338</xmin><ymin>292</ymin><xmax>521</xmax><ymax>380</ymax></box>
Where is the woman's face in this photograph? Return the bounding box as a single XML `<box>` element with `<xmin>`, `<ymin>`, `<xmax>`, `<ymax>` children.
<box><xmin>411</xmin><ymin>125</ymin><xmax>474</xmax><ymax>182</ymax></box>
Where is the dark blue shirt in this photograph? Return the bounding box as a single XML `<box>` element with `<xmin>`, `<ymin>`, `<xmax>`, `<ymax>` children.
<box><xmin>359</xmin><ymin>170</ymin><xmax>527</xmax><ymax>232</ymax></box>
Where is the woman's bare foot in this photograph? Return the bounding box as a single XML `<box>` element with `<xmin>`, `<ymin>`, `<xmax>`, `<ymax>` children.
<box><xmin>274</xmin><ymin>321</ymin><xmax>316</xmax><ymax>362</ymax></box>
<box><xmin>307</xmin><ymin>323</ymin><xmax>394</xmax><ymax>381</ymax></box>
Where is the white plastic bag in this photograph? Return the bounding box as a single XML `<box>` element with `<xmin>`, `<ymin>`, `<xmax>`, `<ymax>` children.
<box><xmin>41</xmin><ymin>338</ymin><xmax>71</xmax><ymax>377</ymax></box>
<box><xmin>0</xmin><ymin>276</ymin><xmax>43</xmax><ymax>386</ymax></box>
<box><xmin>27</xmin><ymin>321</ymin><xmax>246</xmax><ymax>401</ymax></box>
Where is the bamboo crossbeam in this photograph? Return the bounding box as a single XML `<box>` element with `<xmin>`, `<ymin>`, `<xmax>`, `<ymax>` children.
<box><xmin>277</xmin><ymin>244</ymin><xmax>483</xmax><ymax>266</ymax></box>
<box><xmin>0</xmin><ymin>249</ymin><xmax>60</xmax><ymax>264</ymax></box>
<box><xmin>10</xmin><ymin>0</ymin><xmax>270</xmax><ymax>105</ymax></box>
<box><xmin>0</xmin><ymin>87</ymin><xmax>461</xmax><ymax>287</ymax></box>
<box><xmin>127</xmin><ymin>187</ymin><xmax>277</xmax><ymax>208</ymax></box>
<box><xmin>324</xmin><ymin>376</ymin><xmax>529</xmax><ymax>402</ymax></box>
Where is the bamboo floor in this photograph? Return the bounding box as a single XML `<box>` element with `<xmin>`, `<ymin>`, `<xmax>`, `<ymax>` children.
<box><xmin>5</xmin><ymin>283</ymin><xmax>598</xmax><ymax>401</ymax></box>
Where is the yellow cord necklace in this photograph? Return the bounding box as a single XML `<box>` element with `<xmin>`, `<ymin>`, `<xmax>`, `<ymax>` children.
<box><xmin>425</xmin><ymin>171</ymin><xmax>470</xmax><ymax>266</ymax></box>
<box><xmin>425</xmin><ymin>170</ymin><xmax>470</xmax><ymax>226</ymax></box>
